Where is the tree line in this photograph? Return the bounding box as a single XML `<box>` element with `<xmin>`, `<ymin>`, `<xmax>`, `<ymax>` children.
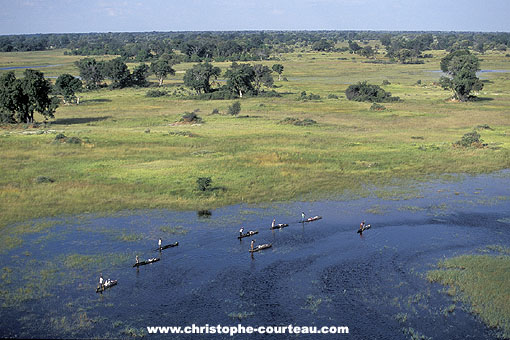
<box><xmin>1</xmin><ymin>31</ymin><xmax>509</xmax><ymax>61</ymax></box>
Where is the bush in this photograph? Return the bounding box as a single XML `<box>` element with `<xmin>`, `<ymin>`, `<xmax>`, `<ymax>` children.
<box><xmin>190</xmin><ymin>89</ymin><xmax>237</xmax><ymax>100</ymax></box>
<box><xmin>299</xmin><ymin>91</ymin><xmax>321</xmax><ymax>100</ymax></box>
<box><xmin>279</xmin><ymin>117</ymin><xmax>317</xmax><ymax>126</ymax></box>
<box><xmin>196</xmin><ymin>177</ymin><xmax>212</xmax><ymax>191</ymax></box>
<box><xmin>453</xmin><ymin>131</ymin><xmax>484</xmax><ymax>148</ymax></box>
<box><xmin>66</xmin><ymin>136</ymin><xmax>82</xmax><ymax>144</ymax></box>
<box><xmin>210</xmin><ymin>108</ymin><xmax>220</xmax><ymax>115</ymax></box>
<box><xmin>345</xmin><ymin>81</ymin><xmax>400</xmax><ymax>103</ymax></box>
<box><xmin>327</xmin><ymin>94</ymin><xmax>339</xmax><ymax>99</ymax></box>
<box><xmin>180</xmin><ymin>112</ymin><xmax>203</xmax><ymax>123</ymax></box>
<box><xmin>257</xmin><ymin>90</ymin><xmax>281</xmax><ymax>98</ymax></box>
<box><xmin>35</xmin><ymin>176</ymin><xmax>55</xmax><ymax>183</ymax></box>
<box><xmin>53</xmin><ymin>133</ymin><xmax>82</xmax><ymax>144</ymax></box>
<box><xmin>370</xmin><ymin>103</ymin><xmax>386</xmax><ymax>111</ymax></box>
<box><xmin>382</xmin><ymin>80</ymin><xmax>391</xmax><ymax>85</ymax></box>
<box><xmin>146</xmin><ymin>90</ymin><xmax>167</xmax><ymax>97</ymax></box>
<box><xmin>475</xmin><ymin>124</ymin><xmax>493</xmax><ymax>130</ymax></box>
<box><xmin>227</xmin><ymin>101</ymin><xmax>241</xmax><ymax>116</ymax></box>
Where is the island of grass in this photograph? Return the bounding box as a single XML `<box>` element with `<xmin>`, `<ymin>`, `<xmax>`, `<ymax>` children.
<box><xmin>428</xmin><ymin>249</ymin><xmax>510</xmax><ymax>338</ymax></box>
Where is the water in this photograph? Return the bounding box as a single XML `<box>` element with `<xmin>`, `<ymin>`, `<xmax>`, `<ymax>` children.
<box><xmin>0</xmin><ymin>64</ymin><xmax>63</xmax><ymax>71</ymax></box>
<box><xmin>0</xmin><ymin>171</ymin><xmax>509</xmax><ymax>339</ymax></box>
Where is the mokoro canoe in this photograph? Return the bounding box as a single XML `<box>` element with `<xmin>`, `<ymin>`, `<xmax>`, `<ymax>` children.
<box><xmin>156</xmin><ymin>242</ymin><xmax>179</xmax><ymax>251</ymax></box>
<box><xmin>357</xmin><ymin>224</ymin><xmax>371</xmax><ymax>234</ymax></box>
<box><xmin>304</xmin><ymin>216</ymin><xmax>322</xmax><ymax>223</ymax></box>
<box><xmin>270</xmin><ymin>223</ymin><xmax>289</xmax><ymax>230</ymax></box>
<box><xmin>96</xmin><ymin>280</ymin><xmax>118</xmax><ymax>293</ymax></box>
<box><xmin>238</xmin><ymin>231</ymin><xmax>258</xmax><ymax>239</ymax></box>
<box><xmin>133</xmin><ymin>258</ymin><xmax>160</xmax><ymax>267</ymax></box>
<box><xmin>249</xmin><ymin>243</ymin><xmax>272</xmax><ymax>253</ymax></box>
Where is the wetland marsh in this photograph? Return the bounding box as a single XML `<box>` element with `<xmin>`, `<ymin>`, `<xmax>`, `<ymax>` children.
<box><xmin>1</xmin><ymin>46</ymin><xmax>510</xmax><ymax>338</ymax></box>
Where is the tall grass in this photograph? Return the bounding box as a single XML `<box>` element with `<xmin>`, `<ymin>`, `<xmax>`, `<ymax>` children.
<box><xmin>428</xmin><ymin>253</ymin><xmax>510</xmax><ymax>338</ymax></box>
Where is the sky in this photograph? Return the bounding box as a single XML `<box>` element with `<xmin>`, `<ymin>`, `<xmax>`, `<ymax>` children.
<box><xmin>1</xmin><ymin>0</ymin><xmax>509</xmax><ymax>35</ymax></box>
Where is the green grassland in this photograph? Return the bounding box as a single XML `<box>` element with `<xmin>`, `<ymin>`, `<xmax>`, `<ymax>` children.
<box><xmin>1</xmin><ymin>48</ymin><xmax>509</xmax><ymax>231</ymax></box>
<box><xmin>428</xmin><ymin>250</ymin><xmax>510</xmax><ymax>338</ymax></box>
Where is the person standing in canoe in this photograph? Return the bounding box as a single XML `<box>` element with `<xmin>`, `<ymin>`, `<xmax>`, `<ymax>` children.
<box><xmin>158</xmin><ymin>238</ymin><xmax>162</xmax><ymax>250</ymax></box>
<box><xmin>99</xmin><ymin>274</ymin><xmax>104</xmax><ymax>289</ymax></box>
<box><xmin>301</xmin><ymin>212</ymin><xmax>306</xmax><ymax>222</ymax></box>
<box><xmin>136</xmin><ymin>255</ymin><xmax>139</xmax><ymax>265</ymax></box>
<box><xmin>239</xmin><ymin>227</ymin><xmax>244</xmax><ymax>237</ymax></box>
<box><xmin>271</xmin><ymin>218</ymin><xmax>276</xmax><ymax>229</ymax></box>
<box><xmin>251</xmin><ymin>239</ymin><xmax>255</xmax><ymax>251</ymax></box>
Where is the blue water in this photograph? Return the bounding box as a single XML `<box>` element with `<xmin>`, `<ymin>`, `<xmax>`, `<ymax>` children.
<box><xmin>0</xmin><ymin>64</ymin><xmax>63</xmax><ymax>71</ymax></box>
<box><xmin>0</xmin><ymin>171</ymin><xmax>509</xmax><ymax>339</ymax></box>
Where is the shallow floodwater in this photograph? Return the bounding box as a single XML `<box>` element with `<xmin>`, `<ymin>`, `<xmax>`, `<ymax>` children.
<box><xmin>0</xmin><ymin>64</ymin><xmax>63</xmax><ymax>71</ymax></box>
<box><xmin>1</xmin><ymin>171</ymin><xmax>510</xmax><ymax>339</ymax></box>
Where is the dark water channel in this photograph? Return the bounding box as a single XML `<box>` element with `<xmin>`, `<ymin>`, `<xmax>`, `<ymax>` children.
<box><xmin>1</xmin><ymin>171</ymin><xmax>509</xmax><ymax>339</ymax></box>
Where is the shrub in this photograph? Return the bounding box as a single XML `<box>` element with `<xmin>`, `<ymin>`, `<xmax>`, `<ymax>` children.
<box><xmin>54</xmin><ymin>133</ymin><xmax>67</xmax><ymax>141</ymax></box>
<box><xmin>35</xmin><ymin>176</ymin><xmax>55</xmax><ymax>183</ymax></box>
<box><xmin>279</xmin><ymin>117</ymin><xmax>317</xmax><ymax>126</ymax></box>
<box><xmin>146</xmin><ymin>90</ymin><xmax>167</xmax><ymax>97</ymax></box>
<box><xmin>190</xmin><ymin>89</ymin><xmax>237</xmax><ymax>100</ymax></box>
<box><xmin>210</xmin><ymin>108</ymin><xmax>220</xmax><ymax>115</ymax></box>
<box><xmin>475</xmin><ymin>124</ymin><xmax>493</xmax><ymax>130</ymax></box>
<box><xmin>453</xmin><ymin>131</ymin><xmax>484</xmax><ymax>148</ymax></box>
<box><xmin>197</xmin><ymin>177</ymin><xmax>212</xmax><ymax>191</ymax></box>
<box><xmin>180</xmin><ymin>112</ymin><xmax>203</xmax><ymax>123</ymax></box>
<box><xmin>382</xmin><ymin>80</ymin><xmax>391</xmax><ymax>85</ymax></box>
<box><xmin>53</xmin><ymin>133</ymin><xmax>82</xmax><ymax>144</ymax></box>
<box><xmin>227</xmin><ymin>101</ymin><xmax>241</xmax><ymax>116</ymax></box>
<box><xmin>327</xmin><ymin>94</ymin><xmax>339</xmax><ymax>99</ymax></box>
<box><xmin>370</xmin><ymin>103</ymin><xmax>386</xmax><ymax>111</ymax></box>
<box><xmin>416</xmin><ymin>79</ymin><xmax>422</xmax><ymax>85</ymax></box>
<box><xmin>168</xmin><ymin>131</ymin><xmax>194</xmax><ymax>137</ymax></box>
<box><xmin>295</xmin><ymin>118</ymin><xmax>317</xmax><ymax>126</ymax></box>
<box><xmin>66</xmin><ymin>136</ymin><xmax>82</xmax><ymax>144</ymax></box>
<box><xmin>299</xmin><ymin>91</ymin><xmax>321</xmax><ymax>100</ymax></box>
<box><xmin>345</xmin><ymin>81</ymin><xmax>400</xmax><ymax>103</ymax></box>
<box><xmin>257</xmin><ymin>90</ymin><xmax>281</xmax><ymax>98</ymax></box>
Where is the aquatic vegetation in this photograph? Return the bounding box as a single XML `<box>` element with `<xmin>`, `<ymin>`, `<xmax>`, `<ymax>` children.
<box><xmin>428</xmin><ymin>254</ymin><xmax>510</xmax><ymax>338</ymax></box>
<box><xmin>228</xmin><ymin>311</ymin><xmax>254</xmax><ymax>320</ymax></box>
<box><xmin>159</xmin><ymin>225</ymin><xmax>188</xmax><ymax>235</ymax></box>
<box><xmin>401</xmin><ymin>327</ymin><xmax>432</xmax><ymax>340</ymax></box>
<box><xmin>116</xmin><ymin>233</ymin><xmax>144</xmax><ymax>242</ymax></box>
<box><xmin>303</xmin><ymin>294</ymin><xmax>330</xmax><ymax>314</ymax></box>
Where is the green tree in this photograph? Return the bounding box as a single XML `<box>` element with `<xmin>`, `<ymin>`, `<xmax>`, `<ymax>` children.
<box><xmin>359</xmin><ymin>46</ymin><xmax>375</xmax><ymax>59</ymax></box>
<box><xmin>272</xmin><ymin>64</ymin><xmax>284</xmax><ymax>81</ymax></box>
<box><xmin>395</xmin><ymin>48</ymin><xmax>414</xmax><ymax>64</ymax></box>
<box><xmin>252</xmin><ymin>64</ymin><xmax>273</xmax><ymax>94</ymax></box>
<box><xmin>225</xmin><ymin>63</ymin><xmax>255</xmax><ymax>98</ymax></box>
<box><xmin>20</xmin><ymin>69</ymin><xmax>59</xmax><ymax>123</ymax></box>
<box><xmin>348</xmin><ymin>40</ymin><xmax>361</xmax><ymax>53</ymax></box>
<box><xmin>103</xmin><ymin>58</ymin><xmax>131</xmax><ymax>88</ymax></box>
<box><xmin>439</xmin><ymin>51</ymin><xmax>483</xmax><ymax>101</ymax></box>
<box><xmin>150</xmin><ymin>55</ymin><xmax>176</xmax><ymax>86</ymax></box>
<box><xmin>227</xmin><ymin>101</ymin><xmax>241</xmax><ymax>116</ymax></box>
<box><xmin>312</xmin><ymin>39</ymin><xmax>334</xmax><ymax>52</ymax></box>
<box><xmin>131</xmin><ymin>63</ymin><xmax>150</xmax><ymax>87</ymax></box>
<box><xmin>0</xmin><ymin>71</ymin><xmax>23</xmax><ymax>123</ymax></box>
<box><xmin>183</xmin><ymin>62</ymin><xmax>221</xmax><ymax>94</ymax></box>
<box><xmin>0</xmin><ymin>70</ymin><xmax>59</xmax><ymax>123</ymax></box>
<box><xmin>55</xmin><ymin>74</ymin><xmax>82</xmax><ymax>104</ymax></box>
<box><xmin>74</xmin><ymin>58</ymin><xmax>104</xmax><ymax>89</ymax></box>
